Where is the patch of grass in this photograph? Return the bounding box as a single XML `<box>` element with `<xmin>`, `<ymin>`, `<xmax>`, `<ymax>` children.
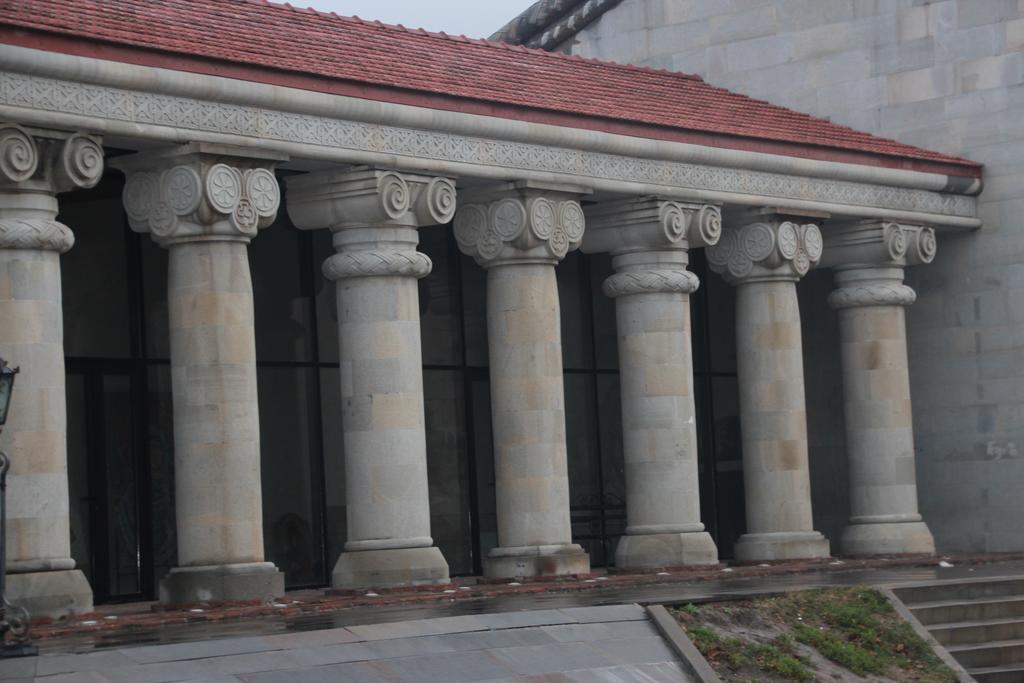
<box><xmin>673</xmin><ymin>587</ymin><xmax>959</xmax><ymax>683</ymax></box>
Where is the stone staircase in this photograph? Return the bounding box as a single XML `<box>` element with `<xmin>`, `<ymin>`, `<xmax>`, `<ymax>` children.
<box><xmin>894</xmin><ymin>577</ymin><xmax>1024</xmax><ymax>682</ymax></box>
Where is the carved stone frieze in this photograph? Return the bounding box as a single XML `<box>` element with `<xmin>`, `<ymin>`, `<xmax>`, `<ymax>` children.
<box><xmin>707</xmin><ymin>217</ymin><xmax>823</xmax><ymax>283</ymax></box>
<box><xmin>117</xmin><ymin>149</ymin><xmax>281</xmax><ymax>245</ymax></box>
<box><xmin>0</xmin><ymin>72</ymin><xmax>978</xmax><ymax>222</ymax></box>
<box><xmin>454</xmin><ymin>192</ymin><xmax>585</xmax><ymax>267</ymax></box>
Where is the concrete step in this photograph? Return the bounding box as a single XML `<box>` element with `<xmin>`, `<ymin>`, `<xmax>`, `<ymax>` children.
<box><xmin>895</xmin><ymin>578</ymin><xmax>1024</xmax><ymax>606</ymax></box>
<box><xmin>910</xmin><ymin>596</ymin><xmax>1024</xmax><ymax>626</ymax></box>
<box><xmin>946</xmin><ymin>638</ymin><xmax>1024</xmax><ymax>669</ymax></box>
<box><xmin>969</xmin><ymin>663</ymin><xmax>1024</xmax><ymax>683</ymax></box>
<box><xmin>929</xmin><ymin>617</ymin><xmax>1024</xmax><ymax>646</ymax></box>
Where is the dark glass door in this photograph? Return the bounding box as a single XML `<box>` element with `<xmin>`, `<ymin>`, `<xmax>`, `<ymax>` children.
<box><xmin>66</xmin><ymin>362</ymin><xmax>152</xmax><ymax>602</ymax></box>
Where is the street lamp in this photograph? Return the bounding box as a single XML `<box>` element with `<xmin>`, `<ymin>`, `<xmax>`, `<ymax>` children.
<box><xmin>0</xmin><ymin>358</ymin><xmax>34</xmax><ymax>657</ymax></box>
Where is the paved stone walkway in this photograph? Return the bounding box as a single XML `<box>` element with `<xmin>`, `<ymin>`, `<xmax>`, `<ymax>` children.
<box><xmin>0</xmin><ymin>605</ymin><xmax>692</xmax><ymax>682</ymax></box>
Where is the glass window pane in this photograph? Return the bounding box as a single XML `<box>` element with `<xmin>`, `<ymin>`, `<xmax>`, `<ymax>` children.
<box><xmin>557</xmin><ymin>252</ymin><xmax>593</xmax><ymax>371</ymax></box>
<box><xmin>710</xmin><ymin>375</ymin><xmax>745</xmax><ymax>558</ymax></box>
<box><xmin>250</xmin><ymin>217</ymin><xmax>315</xmax><ymax>363</ymax></box>
<box><xmin>597</xmin><ymin>374</ymin><xmax>626</xmax><ymax>554</ymax></box>
<box><xmin>66</xmin><ymin>372</ymin><xmax>92</xmax><ymax>584</ymax></box>
<box><xmin>589</xmin><ymin>253</ymin><xmax>619</xmax><ymax>370</ymax></box>
<box><xmin>60</xmin><ymin>196</ymin><xmax>132</xmax><ymax>358</ymax></box>
<box><xmin>147</xmin><ymin>364</ymin><xmax>177</xmax><ymax>588</ymax></box>
<box><xmin>320</xmin><ymin>367</ymin><xmax>346</xmax><ymax>569</ymax></box>
<box><xmin>564</xmin><ymin>373</ymin><xmax>606</xmax><ymax>565</ymax></box>
<box><xmin>423</xmin><ymin>369</ymin><xmax>471</xmax><ymax>575</ymax></box>
<box><xmin>142</xmin><ymin>238</ymin><xmax>170</xmax><ymax>360</ymax></box>
<box><xmin>469</xmin><ymin>375</ymin><xmax>496</xmax><ymax>562</ymax></box>
<box><xmin>103</xmin><ymin>374</ymin><xmax>141</xmax><ymax>596</ymax></box>
<box><xmin>461</xmin><ymin>255</ymin><xmax>488</xmax><ymax>367</ymax></box>
<box><xmin>418</xmin><ymin>226</ymin><xmax>462</xmax><ymax>367</ymax></box>
<box><xmin>258</xmin><ymin>366</ymin><xmax>325</xmax><ymax>587</ymax></box>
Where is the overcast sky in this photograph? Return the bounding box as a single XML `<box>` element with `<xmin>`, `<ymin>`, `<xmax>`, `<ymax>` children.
<box><xmin>301</xmin><ymin>1</ymin><xmax>536</xmax><ymax>38</ymax></box>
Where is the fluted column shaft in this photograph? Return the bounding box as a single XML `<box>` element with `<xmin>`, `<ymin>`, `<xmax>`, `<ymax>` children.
<box><xmin>116</xmin><ymin>144</ymin><xmax>285</xmax><ymax>603</ymax></box>
<box><xmin>708</xmin><ymin>215</ymin><xmax>831</xmax><ymax>561</ymax></box>
<box><xmin>0</xmin><ymin>125</ymin><xmax>100</xmax><ymax>618</ymax></box>
<box><xmin>287</xmin><ymin>167</ymin><xmax>454</xmax><ymax>588</ymax></box>
<box><xmin>455</xmin><ymin>186</ymin><xmax>590</xmax><ymax>578</ymax></box>
<box><xmin>584</xmin><ymin>198</ymin><xmax>721</xmax><ymax>568</ymax></box>
<box><xmin>824</xmin><ymin>222</ymin><xmax>936</xmax><ymax>556</ymax></box>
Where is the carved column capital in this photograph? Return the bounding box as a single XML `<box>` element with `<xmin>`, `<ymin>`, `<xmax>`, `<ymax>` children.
<box><xmin>286</xmin><ymin>166</ymin><xmax>456</xmax><ymax>231</ymax></box>
<box><xmin>707</xmin><ymin>215</ymin><xmax>823</xmax><ymax>284</ymax></box>
<box><xmin>819</xmin><ymin>220</ymin><xmax>936</xmax><ymax>269</ymax></box>
<box><xmin>286</xmin><ymin>167</ymin><xmax>455</xmax><ymax>282</ymax></box>
<box><xmin>583</xmin><ymin>197</ymin><xmax>721</xmax><ymax>254</ymax></box>
<box><xmin>112</xmin><ymin>144</ymin><xmax>284</xmax><ymax>247</ymax></box>
<box><xmin>0</xmin><ymin>124</ymin><xmax>103</xmax><ymax>252</ymax></box>
<box><xmin>0</xmin><ymin>124</ymin><xmax>104</xmax><ymax>192</ymax></box>
<box><xmin>820</xmin><ymin>220</ymin><xmax>937</xmax><ymax>310</ymax></box>
<box><xmin>454</xmin><ymin>185</ymin><xmax>586</xmax><ymax>267</ymax></box>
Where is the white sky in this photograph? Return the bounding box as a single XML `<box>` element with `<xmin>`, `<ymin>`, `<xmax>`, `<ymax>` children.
<box><xmin>299</xmin><ymin>1</ymin><xmax>537</xmax><ymax>39</ymax></box>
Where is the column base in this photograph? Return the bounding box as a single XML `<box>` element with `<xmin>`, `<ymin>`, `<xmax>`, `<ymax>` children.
<box><xmin>840</xmin><ymin>520</ymin><xmax>935</xmax><ymax>557</ymax></box>
<box><xmin>6</xmin><ymin>569</ymin><xmax>92</xmax><ymax>620</ymax></box>
<box><xmin>734</xmin><ymin>531</ymin><xmax>831</xmax><ymax>562</ymax></box>
<box><xmin>484</xmin><ymin>544</ymin><xmax>590</xmax><ymax>579</ymax></box>
<box><xmin>159</xmin><ymin>562</ymin><xmax>284</xmax><ymax>605</ymax></box>
<box><xmin>332</xmin><ymin>546</ymin><xmax>450</xmax><ymax>589</ymax></box>
<box><xmin>615</xmin><ymin>532</ymin><xmax>719</xmax><ymax>569</ymax></box>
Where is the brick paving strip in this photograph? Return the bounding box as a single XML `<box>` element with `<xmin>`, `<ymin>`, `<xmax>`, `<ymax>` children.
<box><xmin>25</xmin><ymin>552</ymin><xmax>1024</xmax><ymax>643</ymax></box>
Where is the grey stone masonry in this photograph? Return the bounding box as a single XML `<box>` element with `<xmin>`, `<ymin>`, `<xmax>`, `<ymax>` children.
<box><xmin>822</xmin><ymin>221</ymin><xmax>937</xmax><ymax>557</ymax></box>
<box><xmin>286</xmin><ymin>166</ymin><xmax>453</xmax><ymax>589</ymax></box>
<box><xmin>0</xmin><ymin>123</ymin><xmax>99</xmax><ymax>618</ymax></box>
<box><xmin>584</xmin><ymin>197</ymin><xmax>721</xmax><ymax>569</ymax></box>
<box><xmin>113</xmin><ymin>143</ymin><xmax>285</xmax><ymax>604</ymax></box>
<box><xmin>566</xmin><ymin>0</ymin><xmax>1024</xmax><ymax>554</ymax></box>
<box><xmin>454</xmin><ymin>181</ymin><xmax>591</xmax><ymax>579</ymax></box>
<box><xmin>707</xmin><ymin>211</ymin><xmax>830</xmax><ymax>562</ymax></box>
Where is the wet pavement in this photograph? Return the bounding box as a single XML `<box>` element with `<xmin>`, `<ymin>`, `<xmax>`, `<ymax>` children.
<box><xmin>30</xmin><ymin>558</ymin><xmax>1024</xmax><ymax>656</ymax></box>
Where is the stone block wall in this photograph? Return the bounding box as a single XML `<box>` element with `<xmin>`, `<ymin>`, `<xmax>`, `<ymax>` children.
<box><xmin>565</xmin><ymin>0</ymin><xmax>1024</xmax><ymax>552</ymax></box>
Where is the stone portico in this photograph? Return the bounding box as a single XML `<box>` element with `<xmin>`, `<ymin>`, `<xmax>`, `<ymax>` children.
<box><xmin>0</xmin><ymin>1</ymin><xmax>983</xmax><ymax>616</ymax></box>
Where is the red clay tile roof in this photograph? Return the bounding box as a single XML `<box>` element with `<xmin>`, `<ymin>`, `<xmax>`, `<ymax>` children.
<box><xmin>0</xmin><ymin>0</ymin><xmax>982</xmax><ymax>177</ymax></box>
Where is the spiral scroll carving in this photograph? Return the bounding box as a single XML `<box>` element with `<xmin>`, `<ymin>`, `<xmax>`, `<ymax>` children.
<box><xmin>0</xmin><ymin>126</ymin><xmax>38</xmax><ymax>183</ymax></box>
<box><xmin>60</xmin><ymin>133</ymin><xmax>104</xmax><ymax>188</ymax></box>
<box><xmin>694</xmin><ymin>205</ymin><xmax>722</xmax><ymax>246</ymax></box>
<box><xmin>454</xmin><ymin>196</ymin><xmax>584</xmax><ymax>266</ymax></box>
<box><xmin>603</xmin><ymin>268</ymin><xmax>700</xmax><ymax>298</ymax></box>
<box><xmin>913</xmin><ymin>226</ymin><xmax>937</xmax><ymax>264</ymax></box>
<box><xmin>322</xmin><ymin>249</ymin><xmax>432</xmax><ymax>281</ymax></box>
<box><xmin>378</xmin><ymin>172</ymin><xmax>410</xmax><ymax>219</ymax></box>
<box><xmin>424</xmin><ymin>177</ymin><xmax>457</xmax><ymax>225</ymax></box>
<box><xmin>0</xmin><ymin>219</ymin><xmax>75</xmax><ymax>252</ymax></box>
<box><xmin>828</xmin><ymin>283</ymin><xmax>916</xmax><ymax>310</ymax></box>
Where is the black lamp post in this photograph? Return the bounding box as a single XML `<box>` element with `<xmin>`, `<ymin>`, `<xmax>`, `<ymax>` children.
<box><xmin>0</xmin><ymin>358</ymin><xmax>35</xmax><ymax>657</ymax></box>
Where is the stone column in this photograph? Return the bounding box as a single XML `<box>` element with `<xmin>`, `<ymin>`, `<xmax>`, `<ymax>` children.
<box><xmin>287</xmin><ymin>167</ymin><xmax>452</xmax><ymax>588</ymax></box>
<box><xmin>114</xmin><ymin>144</ymin><xmax>284</xmax><ymax>604</ymax></box>
<box><xmin>707</xmin><ymin>213</ymin><xmax>831</xmax><ymax>561</ymax></box>
<box><xmin>0</xmin><ymin>124</ymin><xmax>100</xmax><ymax>618</ymax></box>
<box><xmin>822</xmin><ymin>221</ymin><xmax>936</xmax><ymax>556</ymax></box>
<box><xmin>583</xmin><ymin>198</ymin><xmax>721</xmax><ymax>568</ymax></box>
<box><xmin>454</xmin><ymin>183</ymin><xmax>590</xmax><ymax>578</ymax></box>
